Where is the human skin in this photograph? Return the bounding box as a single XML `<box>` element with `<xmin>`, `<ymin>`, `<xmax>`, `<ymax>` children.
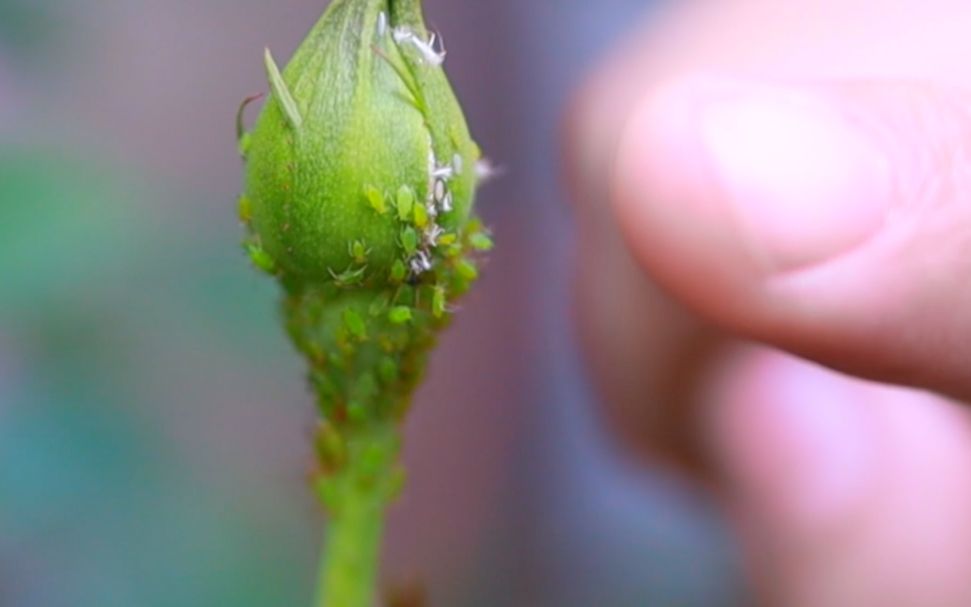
<box><xmin>566</xmin><ymin>1</ymin><xmax>971</xmax><ymax>605</ymax></box>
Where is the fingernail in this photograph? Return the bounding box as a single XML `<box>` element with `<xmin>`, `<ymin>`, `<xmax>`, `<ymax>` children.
<box><xmin>702</xmin><ymin>85</ymin><xmax>891</xmax><ymax>271</ymax></box>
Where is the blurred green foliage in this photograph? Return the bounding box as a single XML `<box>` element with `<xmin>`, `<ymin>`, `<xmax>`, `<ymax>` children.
<box><xmin>0</xmin><ymin>148</ymin><xmax>310</xmax><ymax>606</ymax></box>
<box><xmin>0</xmin><ymin>0</ymin><xmax>56</xmax><ymax>53</ymax></box>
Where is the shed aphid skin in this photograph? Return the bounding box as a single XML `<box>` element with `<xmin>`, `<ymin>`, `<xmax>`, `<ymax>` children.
<box><xmin>237</xmin><ymin>1</ymin><xmax>492</xmax><ymax>606</ymax></box>
<box><xmin>377</xmin><ymin>11</ymin><xmax>388</xmax><ymax>37</ymax></box>
<box><xmin>392</xmin><ymin>26</ymin><xmax>446</xmax><ymax>66</ymax></box>
<box><xmin>475</xmin><ymin>158</ymin><xmax>502</xmax><ymax>183</ymax></box>
<box><xmin>409</xmin><ymin>250</ymin><xmax>433</xmax><ymax>275</ymax></box>
<box><xmin>432</xmin><ymin>164</ymin><xmax>454</xmax><ymax>180</ymax></box>
<box><xmin>423</xmin><ymin>224</ymin><xmax>444</xmax><ymax>248</ymax></box>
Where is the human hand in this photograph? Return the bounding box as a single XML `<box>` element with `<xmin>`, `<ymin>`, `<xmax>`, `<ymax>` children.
<box><xmin>566</xmin><ymin>1</ymin><xmax>971</xmax><ymax>604</ymax></box>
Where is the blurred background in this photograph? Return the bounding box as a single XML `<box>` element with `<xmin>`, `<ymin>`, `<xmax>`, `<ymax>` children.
<box><xmin>0</xmin><ymin>1</ymin><xmax>747</xmax><ymax>605</ymax></box>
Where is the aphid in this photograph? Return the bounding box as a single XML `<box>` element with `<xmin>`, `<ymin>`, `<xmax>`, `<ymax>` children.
<box><xmin>390</xmin><ymin>259</ymin><xmax>408</xmax><ymax>283</ymax></box>
<box><xmin>469</xmin><ymin>232</ymin><xmax>494</xmax><ymax>251</ymax></box>
<box><xmin>369</xmin><ymin>294</ymin><xmax>390</xmax><ymax>317</ymax></box>
<box><xmin>246</xmin><ymin>241</ymin><xmax>277</xmax><ymax>274</ymax></box>
<box><xmin>455</xmin><ymin>259</ymin><xmax>478</xmax><ymax>281</ymax></box>
<box><xmin>441</xmin><ymin>191</ymin><xmax>453</xmax><ymax>214</ymax></box>
<box><xmin>238</xmin><ymin>195</ymin><xmax>253</xmax><ymax>223</ymax></box>
<box><xmin>364</xmin><ymin>184</ymin><xmax>387</xmax><ymax>215</ymax></box>
<box><xmin>315</xmin><ymin>420</ymin><xmax>346</xmax><ymax>473</ymax></box>
<box><xmin>400</xmin><ymin>227</ymin><xmax>419</xmax><ymax>256</ymax></box>
<box><xmin>388</xmin><ymin>306</ymin><xmax>413</xmax><ymax>325</ymax></box>
<box><xmin>431</xmin><ymin>286</ymin><xmax>447</xmax><ymax>319</ymax></box>
<box><xmin>328</xmin><ymin>265</ymin><xmax>368</xmax><ymax>287</ymax></box>
<box><xmin>413</xmin><ymin>203</ymin><xmax>429</xmax><ymax>229</ymax></box>
<box><xmin>377</xmin><ymin>356</ymin><xmax>399</xmax><ymax>384</ymax></box>
<box><xmin>342</xmin><ymin>308</ymin><xmax>368</xmax><ymax>340</ymax></box>
<box><xmin>396</xmin><ymin>185</ymin><xmax>415</xmax><ymax>221</ymax></box>
<box><xmin>349</xmin><ymin>240</ymin><xmax>371</xmax><ymax>264</ymax></box>
<box><xmin>452</xmin><ymin>152</ymin><xmax>464</xmax><ymax>176</ymax></box>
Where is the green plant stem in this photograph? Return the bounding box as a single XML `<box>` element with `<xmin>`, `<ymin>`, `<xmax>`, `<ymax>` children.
<box><xmin>315</xmin><ymin>497</ymin><xmax>385</xmax><ymax>607</ymax></box>
<box><xmin>313</xmin><ymin>425</ymin><xmax>398</xmax><ymax>607</ymax></box>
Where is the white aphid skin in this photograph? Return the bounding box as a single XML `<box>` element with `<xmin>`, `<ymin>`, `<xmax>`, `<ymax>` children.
<box><xmin>426</xmin><ymin>146</ymin><xmax>438</xmax><ymax>201</ymax></box>
<box><xmin>409</xmin><ymin>251</ymin><xmax>433</xmax><ymax>275</ymax></box>
<box><xmin>452</xmin><ymin>152</ymin><xmax>463</xmax><ymax>175</ymax></box>
<box><xmin>377</xmin><ymin>12</ymin><xmax>388</xmax><ymax>37</ymax></box>
<box><xmin>432</xmin><ymin>164</ymin><xmax>454</xmax><ymax>180</ymax></box>
<box><xmin>475</xmin><ymin>158</ymin><xmax>500</xmax><ymax>183</ymax></box>
<box><xmin>392</xmin><ymin>27</ymin><xmax>446</xmax><ymax>66</ymax></box>
<box><xmin>425</xmin><ymin>201</ymin><xmax>438</xmax><ymax>219</ymax></box>
<box><xmin>423</xmin><ymin>224</ymin><xmax>444</xmax><ymax>248</ymax></box>
<box><xmin>441</xmin><ymin>191</ymin><xmax>453</xmax><ymax>213</ymax></box>
<box><xmin>433</xmin><ymin>177</ymin><xmax>447</xmax><ymax>206</ymax></box>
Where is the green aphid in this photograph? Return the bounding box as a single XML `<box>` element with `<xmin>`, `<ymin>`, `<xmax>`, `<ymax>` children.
<box><xmin>329</xmin><ymin>265</ymin><xmax>367</xmax><ymax>287</ymax></box>
<box><xmin>349</xmin><ymin>240</ymin><xmax>371</xmax><ymax>265</ymax></box>
<box><xmin>378</xmin><ymin>356</ymin><xmax>399</xmax><ymax>384</ymax></box>
<box><xmin>413</xmin><ymin>202</ymin><xmax>429</xmax><ymax>229</ymax></box>
<box><xmin>396</xmin><ymin>185</ymin><xmax>415</xmax><ymax>222</ymax></box>
<box><xmin>364</xmin><ymin>184</ymin><xmax>387</xmax><ymax>215</ymax></box>
<box><xmin>395</xmin><ymin>285</ymin><xmax>416</xmax><ymax>307</ymax></box>
<box><xmin>347</xmin><ymin>401</ymin><xmax>368</xmax><ymax>425</ymax></box>
<box><xmin>342</xmin><ymin>308</ymin><xmax>368</xmax><ymax>340</ymax></box>
<box><xmin>315</xmin><ymin>421</ymin><xmax>346</xmax><ymax>472</ymax></box>
<box><xmin>432</xmin><ymin>285</ymin><xmax>447</xmax><ymax>319</ymax></box>
<box><xmin>438</xmin><ymin>233</ymin><xmax>458</xmax><ymax>246</ymax></box>
<box><xmin>444</xmin><ymin>243</ymin><xmax>464</xmax><ymax>259</ymax></box>
<box><xmin>238</xmin><ymin>195</ymin><xmax>253</xmax><ymax>223</ymax></box>
<box><xmin>400</xmin><ymin>227</ymin><xmax>419</xmax><ymax>256</ymax></box>
<box><xmin>354</xmin><ymin>372</ymin><xmax>379</xmax><ymax>404</ymax></box>
<box><xmin>456</xmin><ymin>259</ymin><xmax>479</xmax><ymax>281</ymax></box>
<box><xmin>388</xmin><ymin>306</ymin><xmax>413</xmax><ymax>325</ymax></box>
<box><xmin>369</xmin><ymin>294</ymin><xmax>390</xmax><ymax>317</ymax></box>
<box><xmin>359</xmin><ymin>443</ymin><xmax>389</xmax><ymax>487</ymax></box>
<box><xmin>390</xmin><ymin>259</ymin><xmax>408</xmax><ymax>284</ymax></box>
<box><xmin>469</xmin><ymin>232</ymin><xmax>494</xmax><ymax>251</ymax></box>
<box><xmin>246</xmin><ymin>241</ymin><xmax>276</xmax><ymax>274</ymax></box>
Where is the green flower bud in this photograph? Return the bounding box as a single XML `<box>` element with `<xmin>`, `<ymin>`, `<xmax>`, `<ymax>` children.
<box><xmin>243</xmin><ymin>0</ymin><xmax>481</xmax><ymax>283</ymax></box>
<box><xmin>237</xmin><ymin>3</ymin><xmax>492</xmax><ymax>605</ymax></box>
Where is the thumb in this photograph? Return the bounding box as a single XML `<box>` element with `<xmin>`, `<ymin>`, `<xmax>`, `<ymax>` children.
<box><xmin>614</xmin><ymin>76</ymin><xmax>971</xmax><ymax>400</ymax></box>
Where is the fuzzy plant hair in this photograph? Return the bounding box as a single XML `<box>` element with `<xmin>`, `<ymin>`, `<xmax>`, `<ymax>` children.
<box><xmin>236</xmin><ymin>1</ymin><xmax>492</xmax><ymax>605</ymax></box>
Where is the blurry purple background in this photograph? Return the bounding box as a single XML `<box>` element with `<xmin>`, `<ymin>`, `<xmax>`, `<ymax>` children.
<box><xmin>0</xmin><ymin>1</ymin><xmax>745</xmax><ymax>605</ymax></box>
